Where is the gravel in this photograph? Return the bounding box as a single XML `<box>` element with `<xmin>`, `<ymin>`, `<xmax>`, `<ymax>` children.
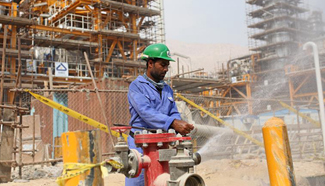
<box><xmin>11</xmin><ymin>163</ymin><xmax>63</xmax><ymax>180</ymax></box>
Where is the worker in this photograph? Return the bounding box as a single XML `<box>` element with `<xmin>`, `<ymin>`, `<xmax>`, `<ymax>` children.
<box><xmin>126</xmin><ymin>43</ymin><xmax>194</xmax><ymax>186</ymax></box>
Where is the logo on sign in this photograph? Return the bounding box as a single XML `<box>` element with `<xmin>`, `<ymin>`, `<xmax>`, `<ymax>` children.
<box><xmin>56</xmin><ymin>63</ymin><xmax>67</xmax><ymax>71</ymax></box>
<box><xmin>55</xmin><ymin>62</ymin><xmax>69</xmax><ymax>77</ymax></box>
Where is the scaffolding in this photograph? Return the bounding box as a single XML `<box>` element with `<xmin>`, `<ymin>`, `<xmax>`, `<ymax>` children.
<box><xmin>184</xmin><ymin>0</ymin><xmax>325</xmax><ymax>117</ymax></box>
<box><xmin>0</xmin><ymin>0</ymin><xmax>165</xmax><ymax>90</ymax></box>
<box><xmin>0</xmin><ymin>0</ymin><xmax>165</xmax><ymax>182</ymax></box>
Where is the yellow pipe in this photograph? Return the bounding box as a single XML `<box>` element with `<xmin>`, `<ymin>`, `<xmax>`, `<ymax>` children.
<box><xmin>279</xmin><ymin>101</ymin><xmax>320</xmax><ymax>127</ymax></box>
<box><xmin>262</xmin><ymin>117</ymin><xmax>296</xmax><ymax>186</ymax></box>
<box><xmin>176</xmin><ymin>93</ymin><xmax>263</xmax><ymax>147</ymax></box>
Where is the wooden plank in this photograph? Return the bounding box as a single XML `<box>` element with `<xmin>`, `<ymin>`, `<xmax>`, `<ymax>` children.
<box><xmin>0</xmin><ymin>26</ymin><xmax>13</xmax><ymax>183</ymax></box>
<box><xmin>0</xmin><ymin>108</ymin><xmax>15</xmax><ymax>183</ymax></box>
<box><xmin>0</xmin><ymin>126</ymin><xmax>14</xmax><ymax>183</ymax></box>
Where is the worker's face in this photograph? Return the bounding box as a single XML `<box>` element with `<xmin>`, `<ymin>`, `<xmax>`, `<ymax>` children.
<box><xmin>148</xmin><ymin>59</ymin><xmax>170</xmax><ymax>82</ymax></box>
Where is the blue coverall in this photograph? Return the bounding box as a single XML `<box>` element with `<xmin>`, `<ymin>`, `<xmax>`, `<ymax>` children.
<box><xmin>125</xmin><ymin>75</ymin><xmax>181</xmax><ymax>186</ymax></box>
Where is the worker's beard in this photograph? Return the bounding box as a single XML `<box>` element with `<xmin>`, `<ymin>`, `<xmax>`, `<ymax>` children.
<box><xmin>150</xmin><ymin>67</ymin><xmax>165</xmax><ymax>82</ymax></box>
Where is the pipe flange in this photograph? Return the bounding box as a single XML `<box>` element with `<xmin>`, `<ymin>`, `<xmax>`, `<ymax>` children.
<box><xmin>178</xmin><ymin>173</ymin><xmax>205</xmax><ymax>186</ymax></box>
<box><xmin>125</xmin><ymin>149</ymin><xmax>142</xmax><ymax>178</ymax></box>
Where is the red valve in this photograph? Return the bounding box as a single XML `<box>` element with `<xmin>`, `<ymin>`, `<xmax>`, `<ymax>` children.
<box><xmin>135</xmin><ymin>133</ymin><xmax>191</xmax><ymax>144</ymax></box>
<box><xmin>110</xmin><ymin>126</ymin><xmax>132</xmax><ymax>133</ymax></box>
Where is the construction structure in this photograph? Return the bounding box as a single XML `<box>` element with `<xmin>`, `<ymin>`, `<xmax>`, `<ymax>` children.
<box><xmin>0</xmin><ymin>0</ymin><xmax>165</xmax><ymax>95</ymax></box>
<box><xmin>172</xmin><ymin>0</ymin><xmax>325</xmax><ymax>116</ymax></box>
<box><xmin>169</xmin><ymin>0</ymin><xmax>325</xmax><ymax>162</ymax></box>
<box><xmin>246</xmin><ymin>0</ymin><xmax>325</xmax><ymax>109</ymax></box>
<box><xmin>0</xmin><ymin>0</ymin><xmax>165</xmax><ymax>182</ymax></box>
<box><xmin>0</xmin><ymin>0</ymin><xmax>324</xmax><ymax>184</ymax></box>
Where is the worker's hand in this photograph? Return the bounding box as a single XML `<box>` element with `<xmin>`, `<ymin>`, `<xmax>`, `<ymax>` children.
<box><xmin>171</xmin><ymin>119</ymin><xmax>194</xmax><ymax>135</ymax></box>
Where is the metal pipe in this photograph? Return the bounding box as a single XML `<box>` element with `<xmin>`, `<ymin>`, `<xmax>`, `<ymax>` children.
<box><xmin>227</xmin><ymin>59</ymin><xmax>231</xmax><ymax>81</ymax></box>
<box><xmin>302</xmin><ymin>42</ymin><xmax>325</xmax><ymax>154</ymax></box>
<box><xmin>32</xmin><ymin>114</ymin><xmax>35</xmax><ymax>163</ymax></box>
<box><xmin>171</xmin><ymin>68</ymin><xmax>204</xmax><ymax>79</ymax></box>
<box><xmin>33</xmin><ymin>2</ymin><xmax>47</xmax><ymax>7</ymax></box>
<box><xmin>190</xmin><ymin>124</ymin><xmax>232</xmax><ymax>139</ymax></box>
<box><xmin>177</xmin><ymin>57</ymin><xmax>179</xmax><ymax>75</ymax></box>
<box><xmin>171</xmin><ymin>52</ymin><xmax>190</xmax><ymax>59</ymax></box>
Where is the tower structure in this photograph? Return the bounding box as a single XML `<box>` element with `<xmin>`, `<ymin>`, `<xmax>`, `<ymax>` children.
<box><xmin>246</xmin><ymin>0</ymin><xmax>309</xmax><ymax>77</ymax></box>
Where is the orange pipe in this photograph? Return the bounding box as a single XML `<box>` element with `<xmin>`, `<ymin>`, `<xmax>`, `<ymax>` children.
<box><xmin>262</xmin><ymin>117</ymin><xmax>296</xmax><ymax>186</ymax></box>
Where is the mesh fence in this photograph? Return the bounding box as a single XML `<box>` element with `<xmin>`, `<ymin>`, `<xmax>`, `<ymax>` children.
<box><xmin>24</xmin><ymin>78</ymin><xmax>324</xmax><ymax>161</ymax></box>
<box><xmin>26</xmin><ymin>78</ymin><xmax>129</xmax><ymax>158</ymax></box>
<box><xmin>175</xmin><ymin>93</ymin><xmax>324</xmax><ymax>160</ymax></box>
<box><xmin>30</xmin><ymin>90</ymin><xmax>129</xmax><ymax>157</ymax></box>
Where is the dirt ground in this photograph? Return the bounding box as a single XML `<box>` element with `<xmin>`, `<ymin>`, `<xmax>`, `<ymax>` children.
<box><xmin>1</xmin><ymin>159</ymin><xmax>325</xmax><ymax>186</ymax></box>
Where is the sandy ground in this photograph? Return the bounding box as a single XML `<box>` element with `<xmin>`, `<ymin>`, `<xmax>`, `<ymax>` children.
<box><xmin>1</xmin><ymin>159</ymin><xmax>325</xmax><ymax>186</ymax></box>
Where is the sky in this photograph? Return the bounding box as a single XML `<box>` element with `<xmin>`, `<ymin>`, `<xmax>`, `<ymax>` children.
<box><xmin>164</xmin><ymin>0</ymin><xmax>325</xmax><ymax>47</ymax></box>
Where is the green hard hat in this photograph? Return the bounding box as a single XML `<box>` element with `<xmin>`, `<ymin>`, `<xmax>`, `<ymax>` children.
<box><xmin>141</xmin><ymin>43</ymin><xmax>175</xmax><ymax>62</ymax></box>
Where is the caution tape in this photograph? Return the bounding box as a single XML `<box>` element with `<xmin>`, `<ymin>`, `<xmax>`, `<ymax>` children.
<box><xmin>176</xmin><ymin>93</ymin><xmax>264</xmax><ymax>147</ymax></box>
<box><xmin>279</xmin><ymin>101</ymin><xmax>320</xmax><ymax>127</ymax></box>
<box><xmin>25</xmin><ymin>89</ymin><xmax>128</xmax><ymax>140</ymax></box>
<box><xmin>56</xmin><ymin>159</ymin><xmax>123</xmax><ymax>186</ymax></box>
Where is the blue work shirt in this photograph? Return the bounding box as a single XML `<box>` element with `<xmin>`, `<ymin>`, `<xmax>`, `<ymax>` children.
<box><xmin>128</xmin><ymin>75</ymin><xmax>181</xmax><ymax>132</ymax></box>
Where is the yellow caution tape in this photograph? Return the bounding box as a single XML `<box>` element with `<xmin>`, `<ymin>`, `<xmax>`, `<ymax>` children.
<box><xmin>279</xmin><ymin>101</ymin><xmax>320</xmax><ymax>127</ymax></box>
<box><xmin>25</xmin><ymin>89</ymin><xmax>128</xmax><ymax>140</ymax></box>
<box><xmin>176</xmin><ymin>93</ymin><xmax>264</xmax><ymax>147</ymax></box>
<box><xmin>56</xmin><ymin>159</ymin><xmax>123</xmax><ymax>186</ymax></box>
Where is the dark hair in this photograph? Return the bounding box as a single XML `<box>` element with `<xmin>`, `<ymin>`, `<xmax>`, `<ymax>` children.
<box><xmin>146</xmin><ymin>58</ymin><xmax>157</xmax><ymax>69</ymax></box>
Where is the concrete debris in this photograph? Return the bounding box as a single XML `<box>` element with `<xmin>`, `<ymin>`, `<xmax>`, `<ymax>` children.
<box><xmin>11</xmin><ymin>163</ymin><xmax>63</xmax><ymax>180</ymax></box>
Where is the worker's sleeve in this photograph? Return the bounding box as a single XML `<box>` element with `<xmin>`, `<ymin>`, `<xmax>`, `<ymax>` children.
<box><xmin>168</xmin><ymin>92</ymin><xmax>182</xmax><ymax>121</ymax></box>
<box><xmin>128</xmin><ymin>85</ymin><xmax>179</xmax><ymax>131</ymax></box>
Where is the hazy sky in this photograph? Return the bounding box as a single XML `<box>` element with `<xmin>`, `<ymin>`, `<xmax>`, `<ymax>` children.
<box><xmin>164</xmin><ymin>0</ymin><xmax>325</xmax><ymax>47</ymax></box>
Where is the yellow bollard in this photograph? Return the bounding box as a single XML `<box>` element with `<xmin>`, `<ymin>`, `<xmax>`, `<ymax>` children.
<box><xmin>61</xmin><ymin>130</ymin><xmax>103</xmax><ymax>186</ymax></box>
<box><xmin>262</xmin><ymin>117</ymin><xmax>296</xmax><ymax>186</ymax></box>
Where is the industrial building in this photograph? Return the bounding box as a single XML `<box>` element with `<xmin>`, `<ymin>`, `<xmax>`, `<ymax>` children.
<box><xmin>0</xmin><ymin>0</ymin><xmax>166</xmax><ymax>182</ymax></box>
<box><xmin>173</xmin><ymin>0</ymin><xmax>325</xmax><ymax>116</ymax></box>
<box><xmin>0</xmin><ymin>0</ymin><xmax>324</xmax><ymax>185</ymax></box>
<box><xmin>0</xmin><ymin>0</ymin><xmax>164</xmax><ymax>96</ymax></box>
<box><xmin>170</xmin><ymin>0</ymin><xmax>325</xmax><ymax>165</ymax></box>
